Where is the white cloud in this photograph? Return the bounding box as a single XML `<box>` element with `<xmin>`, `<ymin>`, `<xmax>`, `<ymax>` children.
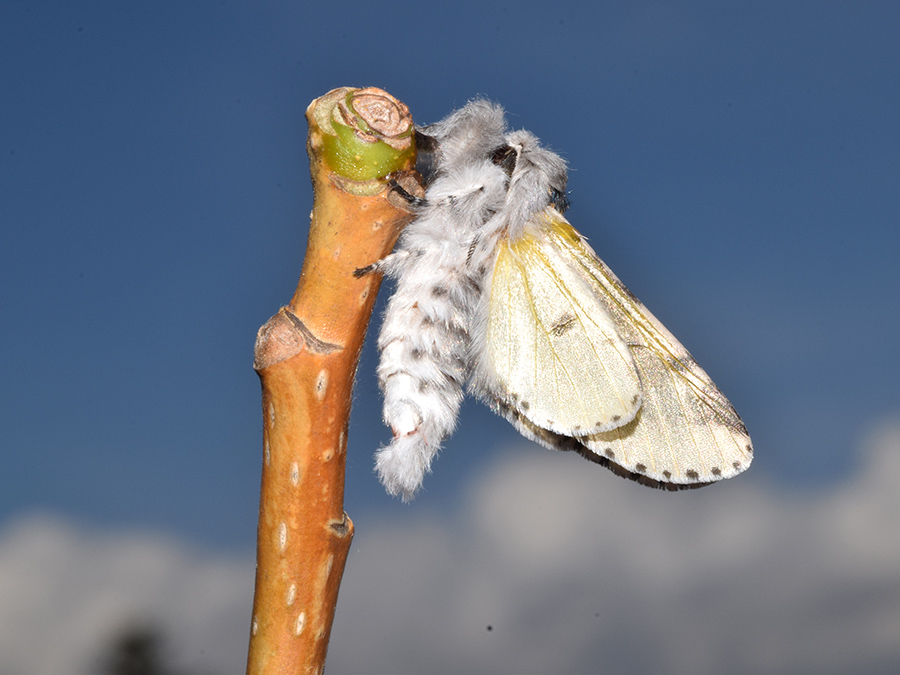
<box><xmin>0</xmin><ymin>516</ymin><xmax>254</xmax><ymax>674</ymax></box>
<box><xmin>328</xmin><ymin>417</ymin><xmax>900</xmax><ymax>674</ymax></box>
<box><xmin>2</xmin><ymin>418</ymin><xmax>900</xmax><ymax>674</ymax></box>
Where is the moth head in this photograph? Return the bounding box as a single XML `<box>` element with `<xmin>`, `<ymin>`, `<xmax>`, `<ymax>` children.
<box><xmin>495</xmin><ymin>130</ymin><xmax>570</xmax><ymax>228</ymax></box>
<box><xmin>504</xmin><ymin>131</ymin><xmax>568</xmax><ymax>195</ymax></box>
<box><xmin>415</xmin><ymin>100</ymin><xmax>508</xmax><ymax>185</ymax></box>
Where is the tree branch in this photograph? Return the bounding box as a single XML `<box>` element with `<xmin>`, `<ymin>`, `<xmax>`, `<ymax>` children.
<box><xmin>247</xmin><ymin>87</ymin><xmax>419</xmax><ymax>675</ymax></box>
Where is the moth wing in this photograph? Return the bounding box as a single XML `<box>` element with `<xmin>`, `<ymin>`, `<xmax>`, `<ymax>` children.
<box><xmin>477</xmin><ymin>218</ymin><xmax>643</xmax><ymax>437</ymax></box>
<box><xmin>539</xmin><ymin>210</ymin><xmax>753</xmax><ymax>486</ymax></box>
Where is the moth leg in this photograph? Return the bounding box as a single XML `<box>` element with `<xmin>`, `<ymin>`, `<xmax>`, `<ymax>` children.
<box><xmin>352</xmin><ymin>262</ymin><xmax>379</xmax><ymax>278</ymax></box>
<box><xmin>388</xmin><ymin>178</ymin><xmax>428</xmax><ymax>207</ymax></box>
<box><xmin>353</xmin><ymin>249</ymin><xmax>413</xmax><ymax>278</ymax></box>
<box><xmin>465</xmin><ymin>236</ymin><xmax>479</xmax><ymax>266</ymax></box>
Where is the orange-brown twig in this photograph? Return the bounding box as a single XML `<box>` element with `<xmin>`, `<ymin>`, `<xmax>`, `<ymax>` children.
<box><xmin>247</xmin><ymin>87</ymin><xmax>419</xmax><ymax>675</ymax></box>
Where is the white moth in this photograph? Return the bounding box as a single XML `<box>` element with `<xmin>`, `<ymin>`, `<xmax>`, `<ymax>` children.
<box><xmin>367</xmin><ymin>100</ymin><xmax>752</xmax><ymax>500</ymax></box>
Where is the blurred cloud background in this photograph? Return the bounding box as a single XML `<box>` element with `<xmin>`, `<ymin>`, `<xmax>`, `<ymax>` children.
<box><xmin>1</xmin><ymin>1</ymin><xmax>899</xmax><ymax>672</ymax></box>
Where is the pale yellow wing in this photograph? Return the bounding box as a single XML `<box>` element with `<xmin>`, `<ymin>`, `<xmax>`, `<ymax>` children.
<box><xmin>483</xmin><ymin>219</ymin><xmax>643</xmax><ymax>436</ymax></box>
<box><xmin>485</xmin><ymin>207</ymin><xmax>753</xmax><ymax>487</ymax></box>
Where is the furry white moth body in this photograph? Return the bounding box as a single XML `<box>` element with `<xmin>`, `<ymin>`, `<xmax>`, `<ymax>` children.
<box><xmin>371</xmin><ymin>102</ymin><xmax>510</xmax><ymax>498</ymax></box>
<box><xmin>370</xmin><ymin>101</ymin><xmax>753</xmax><ymax>500</ymax></box>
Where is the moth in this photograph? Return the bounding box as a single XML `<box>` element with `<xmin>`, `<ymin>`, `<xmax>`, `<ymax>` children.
<box><xmin>364</xmin><ymin>100</ymin><xmax>752</xmax><ymax>500</ymax></box>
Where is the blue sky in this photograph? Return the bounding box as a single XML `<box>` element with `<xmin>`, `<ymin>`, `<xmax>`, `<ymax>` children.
<box><xmin>2</xmin><ymin>2</ymin><xmax>900</xmax><ymax>672</ymax></box>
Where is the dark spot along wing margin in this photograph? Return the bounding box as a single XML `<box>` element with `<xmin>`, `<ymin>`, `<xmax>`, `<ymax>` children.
<box><xmin>491</xmin><ymin>398</ymin><xmax>711</xmax><ymax>491</ymax></box>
